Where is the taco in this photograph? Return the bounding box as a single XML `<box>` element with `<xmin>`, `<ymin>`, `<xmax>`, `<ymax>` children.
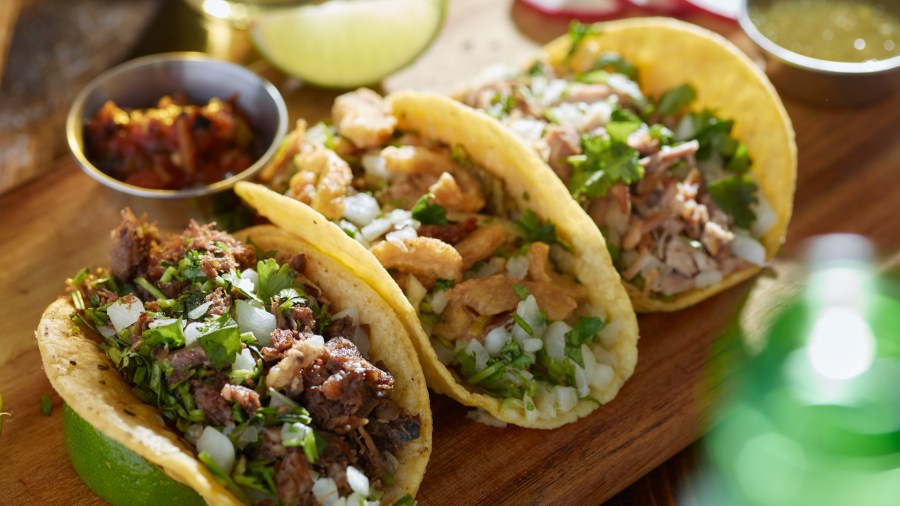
<box><xmin>458</xmin><ymin>18</ymin><xmax>796</xmax><ymax>311</ymax></box>
<box><xmin>244</xmin><ymin>88</ymin><xmax>638</xmax><ymax>428</ymax></box>
<box><xmin>35</xmin><ymin>209</ymin><xmax>431</xmax><ymax>505</ymax></box>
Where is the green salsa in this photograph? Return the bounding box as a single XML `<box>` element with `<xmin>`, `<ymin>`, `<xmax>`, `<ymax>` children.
<box><xmin>749</xmin><ymin>0</ymin><xmax>900</xmax><ymax>62</ymax></box>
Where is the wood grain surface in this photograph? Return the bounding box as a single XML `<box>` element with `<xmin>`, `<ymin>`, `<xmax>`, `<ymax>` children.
<box><xmin>1</xmin><ymin>0</ymin><xmax>899</xmax><ymax>505</ymax></box>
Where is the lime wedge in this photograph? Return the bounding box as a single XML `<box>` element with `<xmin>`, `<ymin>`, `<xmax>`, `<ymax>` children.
<box><xmin>251</xmin><ymin>0</ymin><xmax>447</xmax><ymax>88</ymax></box>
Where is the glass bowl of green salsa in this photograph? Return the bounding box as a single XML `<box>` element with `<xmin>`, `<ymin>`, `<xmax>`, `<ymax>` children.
<box><xmin>739</xmin><ymin>0</ymin><xmax>900</xmax><ymax>105</ymax></box>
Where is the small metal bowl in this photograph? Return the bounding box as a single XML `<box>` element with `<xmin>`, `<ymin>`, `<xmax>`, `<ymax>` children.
<box><xmin>738</xmin><ymin>0</ymin><xmax>900</xmax><ymax>106</ymax></box>
<box><xmin>66</xmin><ymin>52</ymin><xmax>288</xmax><ymax>199</ymax></box>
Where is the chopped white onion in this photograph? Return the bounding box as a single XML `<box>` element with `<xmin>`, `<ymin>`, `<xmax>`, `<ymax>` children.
<box><xmin>551</xmin><ymin>103</ymin><xmax>587</xmax><ymax>130</ymax></box>
<box><xmin>188</xmin><ymin>301</ymin><xmax>214</xmax><ymax>320</ymax></box>
<box><xmin>730</xmin><ymin>232</ymin><xmax>767</xmax><ymax>266</ymax></box>
<box><xmin>674</xmin><ymin>115</ymin><xmax>695</xmax><ymax>141</ymax></box>
<box><xmin>360</xmin><ymin>209</ymin><xmax>412</xmax><ymax>242</ymax></box>
<box><xmin>543</xmin><ymin>321</ymin><xmax>571</xmax><ymax>362</ymax></box>
<box><xmin>232</xmin><ymin>348</ymin><xmax>256</xmax><ymax>371</ymax></box>
<box><xmin>386</xmin><ymin>226</ymin><xmax>417</xmax><ymax>245</ymax></box>
<box><xmin>464</xmin><ymin>339</ymin><xmax>490</xmax><ymax>371</ymax></box>
<box><xmin>184</xmin><ymin>322</ymin><xmax>204</xmax><ymax>347</ymax></box>
<box><xmin>312</xmin><ymin>477</ymin><xmax>340</xmax><ymax>506</ymax></box>
<box><xmin>430</xmin><ymin>289</ymin><xmax>449</xmax><ymax>315</ymax></box>
<box><xmin>555</xmin><ymin>386</ymin><xmax>578</xmax><ymax>412</ymax></box>
<box><xmin>751</xmin><ymin>191</ymin><xmax>777</xmax><ymax>237</ymax></box>
<box><xmin>149</xmin><ymin>317</ymin><xmax>178</xmax><ymax>329</ymax></box>
<box><xmin>523</xmin><ymin>394</ymin><xmax>539</xmax><ymax>422</ymax></box>
<box><xmin>596</xmin><ymin>318</ymin><xmax>620</xmax><ymax>349</ymax></box>
<box><xmin>508</xmin><ymin>119</ymin><xmax>545</xmax><ymax>144</ymax></box>
<box><xmin>541</xmin><ymin>79</ymin><xmax>568</xmax><ymax>105</ymax></box>
<box><xmin>346</xmin><ymin>465</ymin><xmax>370</xmax><ymax>496</ymax></box>
<box><xmin>235</xmin><ymin>300</ymin><xmax>276</xmax><ymax>346</ymax></box>
<box><xmin>240</xmin><ymin>269</ymin><xmax>259</xmax><ymax>293</ymax></box>
<box><xmin>484</xmin><ymin>326</ymin><xmax>511</xmax><ymax>356</ymax></box>
<box><xmin>332</xmin><ymin>307</ymin><xmax>359</xmax><ymax>323</ymax></box>
<box><xmin>505</xmin><ymin>255</ymin><xmax>529</xmax><ymax>280</ymax></box>
<box><xmin>349</xmin><ymin>326</ymin><xmax>371</xmax><ymax>357</ymax></box>
<box><xmin>512</xmin><ymin>295</ymin><xmax>545</xmax><ymax>344</ymax></box>
<box><xmin>342</xmin><ymin>193</ymin><xmax>382</xmax><ymax>227</ymax></box>
<box><xmin>523</xmin><ymin>338</ymin><xmax>543</xmax><ymax>353</ymax></box>
<box><xmin>107</xmin><ymin>295</ymin><xmax>144</xmax><ymax>332</ymax></box>
<box><xmin>694</xmin><ymin>270</ymin><xmax>724</xmax><ymax>289</ymax></box>
<box><xmin>307</xmin><ymin>334</ymin><xmax>325</xmax><ymax>348</ymax></box>
<box><xmin>185</xmin><ymin>424</ymin><xmax>204</xmax><ymax>444</ymax></box>
<box><xmin>97</xmin><ymin>325</ymin><xmax>116</xmax><ymax>338</ymax></box>
<box><xmin>196</xmin><ymin>426</ymin><xmax>235</xmax><ymax>474</ymax></box>
<box><xmin>574</xmin><ymin>363</ymin><xmax>590</xmax><ymax>398</ymax></box>
<box><xmin>361</xmin><ymin>153</ymin><xmax>388</xmax><ymax>180</ymax></box>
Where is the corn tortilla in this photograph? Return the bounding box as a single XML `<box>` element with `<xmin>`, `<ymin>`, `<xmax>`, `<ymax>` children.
<box><xmin>35</xmin><ymin>225</ymin><xmax>432</xmax><ymax>505</ymax></box>
<box><xmin>236</xmin><ymin>91</ymin><xmax>639</xmax><ymax>429</ymax></box>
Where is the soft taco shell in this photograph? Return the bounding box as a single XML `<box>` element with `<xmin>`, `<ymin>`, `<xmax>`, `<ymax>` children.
<box><xmin>236</xmin><ymin>90</ymin><xmax>639</xmax><ymax>429</ymax></box>
<box><xmin>35</xmin><ymin>225</ymin><xmax>431</xmax><ymax>505</ymax></box>
<box><xmin>539</xmin><ymin>17</ymin><xmax>797</xmax><ymax>312</ymax></box>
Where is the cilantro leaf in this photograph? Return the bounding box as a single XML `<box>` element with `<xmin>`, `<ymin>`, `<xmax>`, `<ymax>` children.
<box><xmin>683</xmin><ymin>109</ymin><xmax>751</xmax><ymax>173</ymax></box>
<box><xmin>256</xmin><ymin>259</ymin><xmax>296</xmax><ymax>304</ymax></box>
<box><xmin>512</xmin><ymin>284</ymin><xmax>531</xmax><ymax>301</ymax></box>
<box><xmin>606</xmin><ymin>108</ymin><xmax>644</xmax><ymax>142</ymax></box>
<box><xmin>708</xmin><ymin>174</ymin><xmax>758</xmax><ymax>229</ymax></box>
<box><xmin>141</xmin><ymin>318</ymin><xmax>186</xmax><ymax>351</ymax></box>
<box><xmin>594</xmin><ymin>51</ymin><xmax>638</xmax><ymax>79</ymax></box>
<box><xmin>434</xmin><ymin>278</ymin><xmax>455</xmax><ymax>290</ymax></box>
<box><xmin>656</xmin><ymin>83</ymin><xmax>697</xmax><ymax>117</ymax></box>
<box><xmin>515</xmin><ymin>209</ymin><xmax>572</xmax><ymax>252</ymax></box>
<box><xmin>197</xmin><ymin>315</ymin><xmax>242</xmax><ymax>370</ymax></box>
<box><xmin>567</xmin><ymin>136</ymin><xmax>643</xmax><ymax>199</ymax></box>
<box><xmin>564</xmin><ymin>317</ymin><xmax>604</xmax><ymax>367</ymax></box>
<box><xmin>566</xmin><ymin>21</ymin><xmax>601</xmax><ymax>59</ymax></box>
<box><xmin>411</xmin><ymin>193</ymin><xmax>449</xmax><ymax>225</ymax></box>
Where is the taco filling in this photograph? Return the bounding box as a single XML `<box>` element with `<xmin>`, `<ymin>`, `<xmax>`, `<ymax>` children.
<box><xmin>459</xmin><ymin>24</ymin><xmax>777</xmax><ymax>301</ymax></box>
<box><xmin>257</xmin><ymin>89</ymin><xmax>623</xmax><ymax>422</ymax></box>
<box><xmin>66</xmin><ymin>210</ymin><xmax>420</xmax><ymax>505</ymax></box>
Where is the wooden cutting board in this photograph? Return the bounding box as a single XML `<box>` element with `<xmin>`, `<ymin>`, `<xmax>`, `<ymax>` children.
<box><xmin>1</xmin><ymin>1</ymin><xmax>900</xmax><ymax>504</ymax></box>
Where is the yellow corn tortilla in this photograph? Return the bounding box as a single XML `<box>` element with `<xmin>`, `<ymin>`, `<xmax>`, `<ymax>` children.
<box><xmin>236</xmin><ymin>90</ymin><xmax>639</xmax><ymax>429</ymax></box>
<box><xmin>536</xmin><ymin>18</ymin><xmax>797</xmax><ymax>312</ymax></box>
<box><xmin>35</xmin><ymin>225</ymin><xmax>431</xmax><ymax>505</ymax></box>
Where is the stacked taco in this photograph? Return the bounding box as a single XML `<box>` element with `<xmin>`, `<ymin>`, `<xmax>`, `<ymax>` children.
<box><xmin>246</xmin><ymin>88</ymin><xmax>639</xmax><ymax>428</ymax></box>
<box><xmin>36</xmin><ymin>210</ymin><xmax>431</xmax><ymax>505</ymax></box>
<box><xmin>458</xmin><ymin>18</ymin><xmax>796</xmax><ymax>311</ymax></box>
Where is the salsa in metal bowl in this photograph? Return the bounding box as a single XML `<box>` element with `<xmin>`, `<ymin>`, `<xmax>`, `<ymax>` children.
<box><xmin>84</xmin><ymin>93</ymin><xmax>258</xmax><ymax>190</ymax></box>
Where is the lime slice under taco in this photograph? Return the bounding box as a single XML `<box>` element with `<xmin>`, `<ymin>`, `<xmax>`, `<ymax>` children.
<box><xmin>243</xmin><ymin>88</ymin><xmax>639</xmax><ymax>428</ymax></box>
<box><xmin>458</xmin><ymin>18</ymin><xmax>796</xmax><ymax>312</ymax></box>
<box><xmin>35</xmin><ymin>211</ymin><xmax>431</xmax><ymax>505</ymax></box>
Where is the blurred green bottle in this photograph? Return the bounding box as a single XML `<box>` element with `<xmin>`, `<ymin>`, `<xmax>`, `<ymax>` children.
<box><xmin>702</xmin><ymin>234</ymin><xmax>900</xmax><ymax>505</ymax></box>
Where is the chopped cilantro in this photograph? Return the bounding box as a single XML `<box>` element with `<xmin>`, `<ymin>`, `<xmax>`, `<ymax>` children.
<box><xmin>567</xmin><ymin>136</ymin><xmax>643</xmax><ymax>199</ymax></box>
<box><xmin>411</xmin><ymin>193</ymin><xmax>449</xmax><ymax>225</ymax></box>
<box><xmin>140</xmin><ymin>318</ymin><xmax>186</xmax><ymax>351</ymax></box>
<box><xmin>605</xmin><ymin>108</ymin><xmax>643</xmax><ymax>142</ymax></box>
<box><xmin>197</xmin><ymin>315</ymin><xmax>243</xmax><ymax>370</ymax></box>
<box><xmin>708</xmin><ymin>174</ymin><xmax>758</xmax><ymax>229</ymax></box>
<box><xmin>487</xmin><ymin>93</ymin><xmax>517</xmax><ymax>119</ymax></box>
<box><xmin>566</xmin><ymin>21</ymin><xmax>601</xmax><ymax>60</ymax></box>
<box><xmin>198</xmin><ymin>452</ymin><xmax>248</xmax><ymax>502</ymax></box>
<box><xmin>512</xmin><ymin>284</ymin><xmax>531</xmax><ymax>301</ymax></box>
<box><xmin>648</xmin><ymin>123</ymin><xmax>674</xmax><ymax>145</ymax></box>
<box><xmin>515</xmin><ymin>209</ymin><xmax>572</xmax><ymax>252</ymax></box>
<box><xmin>511</xmin><ymin>313</ymin><xmax>534</xmax><ymax>337</ymax></box>
<box><xmin>40</xmin><ymin>394</ymin><xmax>53</xmax><ymax>416</ymax></box>
<box><xmin>564</xmin><ymin>317</ymin><xmax>604</xmax><ymax>367</ymax></box>
<box><xmin>655</xmin><ymin>83</ymin><xmax>697</xmax><ymax>117</ymax></box>
<box><xmin>282</xmin><ymin>421</ymin><xmax>320</xmax><ymax>464</ymax></box>
<box><xmin>434</xmin><ymin>278</ymin><xmax>455</xmax><ymax>290</ymax></box>
<box><xmin>594</xmin><ymin>51</ymin><xmax>638</xmax><ymax>79</ymax></box>
<box><xmin>134</xmin><ymin>277</ymin><xmax>167</xmax><ymax>300</ymax></box>
<box><xmin>683</xmin><ymin>109</ymin><xmax>751</xmax><ymax>173</ymax></box>
<box><xmin>393</xmin><ymin>494</ymin><xmax>416</xmax><ymax>506</ymax></box>
<box><xmin>256</xmin><ymin>258</ymin><xmax>296</xmax><ymax>304</ymax></box>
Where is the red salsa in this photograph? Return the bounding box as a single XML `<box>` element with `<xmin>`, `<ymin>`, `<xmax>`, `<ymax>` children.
<box><xmin>84</xmin><ymin>93</ymin><xmax>257</xmax><ymax>190</ymax></box>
